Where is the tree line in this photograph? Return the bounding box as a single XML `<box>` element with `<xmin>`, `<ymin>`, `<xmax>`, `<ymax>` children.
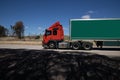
<box><xmin>0</xmin><ymin>25</ymin><xmax>8</xmax><ymax>37</ymax></box>
<box><xmin>0</xmin><ymin>21</ymin><xmax>24</xmax><ymax>39</ymax></box>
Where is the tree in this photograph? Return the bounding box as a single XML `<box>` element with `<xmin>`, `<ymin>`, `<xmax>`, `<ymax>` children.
<box><xmin>12</xmin><ymin>21</ymin><xmax>24</xmax><ymax>39</ymax></box>
<box><xmin>0</xmin><ymin>25</ymin><xmax>8</xmax><ymax>37</ymax></box>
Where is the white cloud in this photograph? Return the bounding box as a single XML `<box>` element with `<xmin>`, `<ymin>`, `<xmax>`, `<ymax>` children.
<box><xmin>38</xmin><ymin>27</ymin><xmax>41</xmax><ymax>30</ymax></box>
<box><xmin>88</xmin><ymin>10</ymin><xmax>94</xmax><ymax>14</ymax></box>
<box><xmin>25</xmin><ymin>26</ymin><xmax>29</xmax><ymax>29</ymax></box>
<box><xmin>81</xmin><ymin>15</ymin><xmax>90</xmax><ymax>19</ymax></box>
<box><xmin>81</xmin><ymin>10</ymin><xmax>94</xmax><ymax>19</ymax></box>
<box><xmin>63</xmin><ymin>27</ymin><xmax>68</xmax><ymax>31</ymax></box>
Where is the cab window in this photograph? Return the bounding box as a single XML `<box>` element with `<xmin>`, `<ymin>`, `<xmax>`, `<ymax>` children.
<box><xmin>53</xmin><ymin>30</ymin><xmax>57</xmax><ymax>35</ymax></box>
<box><xmin>45</xmin><ymin>30</ymin><xmax>51</xmax><ymax>36</ymax></box>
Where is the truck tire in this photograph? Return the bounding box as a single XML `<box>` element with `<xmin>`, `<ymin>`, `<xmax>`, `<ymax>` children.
<box><xmin>72</xmin><ymin>42</ymin><xmax>80</xmax><ymax>50</ymax></box>
<box><xmin>49</xmin><ymin>42</ymin><xmax>56</xmax><ymax>49</ymax></box>
<box><xmin>82</xmin><ymin>42</ymin><xmax>93</xmax><ymax>50</ymax></box>
<box><xmin>43</xmin><ymin>45</ymin><xmax>49</xmax><ymax>49</ymax></box>
<box><xmin>96</xmin><ymin>41</ymin><xmax>103</xmax><ymax>49</ymax></box>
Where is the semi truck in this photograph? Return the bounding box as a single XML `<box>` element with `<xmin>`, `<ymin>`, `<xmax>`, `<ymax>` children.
<box><xmin>42</xmin><ymin>18</ymin><xmax>120</xmax><ymax>50</ymax></box>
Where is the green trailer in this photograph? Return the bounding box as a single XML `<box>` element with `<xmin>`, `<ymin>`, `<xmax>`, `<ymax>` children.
<box><xmin>70</xmin><ymin>19</ymin><xmax>120</xmax><ymax>48</ymax></box>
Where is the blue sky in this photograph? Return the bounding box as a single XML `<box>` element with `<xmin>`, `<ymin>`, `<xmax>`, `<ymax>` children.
<box><xmin>0</xmin><ymin>0</ymin><xmax>120</xmax><ymax>35</ymax></box>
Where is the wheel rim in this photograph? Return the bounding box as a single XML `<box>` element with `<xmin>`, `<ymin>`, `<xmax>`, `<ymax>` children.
<box><xmin>73</xmin><ymin>44</ymin><xmax>79</xmax><ymax>50</ymax></box>
<box><xmin>86</xmin><ymin>45</ymin><xmax>90</xmax><ymax>48</ymax></box>
<box><xmin>84</xmin><ymin>44</ymin><xmax>91</xmax><ymax>50</ymax></box>
<box><xmin>82</xmin><ymin>42</ymin><xmax>93</xmax><ymax>50</ymax></box>
<box><xmin>49</xmin><ymin>43</ymin><xmax>55</xmax><ymax>48</ymax></box>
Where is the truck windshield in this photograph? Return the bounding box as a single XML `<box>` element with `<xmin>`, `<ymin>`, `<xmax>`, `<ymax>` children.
<box><xmin>45</xmin><ymin>30</ymin><xmax>51</xmax><ymax>36</ymax></box>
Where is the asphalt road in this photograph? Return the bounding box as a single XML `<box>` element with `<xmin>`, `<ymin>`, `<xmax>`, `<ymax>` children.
<box><xmin>0</xmin><ymin>44</ymin><xmax>120</xmax><ymax>58</ymax></box>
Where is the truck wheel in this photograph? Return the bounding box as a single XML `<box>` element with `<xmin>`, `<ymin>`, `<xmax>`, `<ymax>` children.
<box><xmin>49</xmin><ymin>42</ymin><xmax>56</xmax><ymax>49</ymax></box>
<box><xmin>43</xmin><ymin>45</ymin><xmax>49</xmax><ymax>49</ymax></box>
<box><xmin>72</xmin><ymin>42</ymin><xmax>80</xmax><ymax>50</ymax></box>
<box><xmin>82</xmin><ymin>42</ymin><xmax>92</xmax><ymax>50</ymax></box>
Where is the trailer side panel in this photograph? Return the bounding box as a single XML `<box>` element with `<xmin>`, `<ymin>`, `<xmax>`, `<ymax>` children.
<box><xmin>70</xmin><ymin>19</ymin><xmax>120</xmax><ymax>40</ymax></box>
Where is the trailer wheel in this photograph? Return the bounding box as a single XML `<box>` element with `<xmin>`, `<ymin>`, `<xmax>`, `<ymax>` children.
<box><xmin>82</xmin><ymin>42</ymin><xmax>93</xmax><ymax>50</ymax></box>
<box><xmin>72</xmin><ymin>42</ymin><xmax>80</xmax><ymax>50</ymax></box>
<box><xmin>49</xmin><ymin>42</ymin><xmax>56</xmax><ymax>49</ymax></box>
<box><xmin>96</xmin><ymin>41</ymin><xmax>103</xmax><ymax>49</ymax></box>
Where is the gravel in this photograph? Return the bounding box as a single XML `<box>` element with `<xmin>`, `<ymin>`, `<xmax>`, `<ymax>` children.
<box><xmin>0</xmin><ymin>49</ymin><xmax>120</xmax><ymax>80</ymax></box>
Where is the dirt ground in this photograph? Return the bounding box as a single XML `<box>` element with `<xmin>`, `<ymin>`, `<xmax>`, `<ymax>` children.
<box><xmin>0</xmin><ymin>49</ymin><xmax>120</xmax><ymax>80</ymax></box>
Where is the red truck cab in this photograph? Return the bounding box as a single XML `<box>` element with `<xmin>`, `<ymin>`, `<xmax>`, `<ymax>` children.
<box><xmin>42</xmin><ymin>22</ymin><xmax>64</xmax><ymax>48</ymax></box>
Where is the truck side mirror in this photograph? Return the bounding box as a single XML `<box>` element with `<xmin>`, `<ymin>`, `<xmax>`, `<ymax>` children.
<box><xmin>45</xmin><ymin>29</ymin><xmax>47</xmax><ymax>36</ymax></box>
<box><xmin>45</xmin><ymin>34</ymin><xmax>47</xmax><ymax>36</ymax></box>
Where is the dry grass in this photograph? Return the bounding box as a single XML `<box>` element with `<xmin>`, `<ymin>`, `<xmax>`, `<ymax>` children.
<box><xmin>0</xmin><ymin>36</ymin><xmax>69</xmax><ymax>45</ymax></box>
<box><xmin>0</xmin><ymin>41</ymin><xmax>42</xmax><ymax>45</ymax></box>
<box><xmin>0</xmin><ymin>37</ymin><xmax>42</xmax><ymax>45</ymax></box>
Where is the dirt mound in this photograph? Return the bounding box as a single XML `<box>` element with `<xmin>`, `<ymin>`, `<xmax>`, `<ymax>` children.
<box><xmin>0</xmin><ymin>49</ymin><xmax>120</xmax><ymax>80</ymax></box>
